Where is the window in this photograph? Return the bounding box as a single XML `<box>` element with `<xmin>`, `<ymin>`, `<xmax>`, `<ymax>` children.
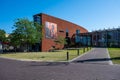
<box><xmin>59</xmin><ymin>30</ymin><xmax>64</xmax><ymax>33</ymax></box>
<box><xmin>34</xmin><ymin>16</ymin><xmax>41</xmax><ymax>24</ymax></box>
<box><xmin>75</xmin><ymin>29</ymin><xmax>80</xmax><ymax>43</ymax></box>
<box><xmin>76</xmin><ymin>29</ymin><xmax>80</xmax><ymax>34</ymax></box>
<box><xmin>66</xmin><ymin>29</ymin><xmax>69</xmax><ymax>37</ymax></box>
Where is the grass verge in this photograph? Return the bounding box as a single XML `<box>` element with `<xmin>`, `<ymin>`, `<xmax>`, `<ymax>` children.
<box><xmin>108</xmin><ymin>48</ymin><xmax>120</xmax><ymax>64</ymax></box>
<box><xmin>0</xmin><ymin>47</ymin><xmax>91</xmax><ymax>62</ymax></box>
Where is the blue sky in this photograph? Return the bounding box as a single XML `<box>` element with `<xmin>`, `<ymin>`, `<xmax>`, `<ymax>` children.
<box><xmin>0</xmin><ymin>0</ymin><xmax>120</xmax><ymax>33</ymax></box>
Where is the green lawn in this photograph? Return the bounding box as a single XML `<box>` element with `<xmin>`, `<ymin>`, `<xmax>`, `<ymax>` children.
<box><xmin>0</xmin><ymin>48</ymin><xmax>91</xmax><ymax>62</ymax></box>
<box><xmin>108</xmin><ymin>48</ymin><xmax>120</xmax><ymax>64</ymax></box>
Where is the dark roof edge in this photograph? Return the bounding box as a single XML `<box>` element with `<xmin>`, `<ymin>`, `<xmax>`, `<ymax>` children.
<box><xmin>33</xmin><ymin>13</ymin><xmax>88</xmax><ymax>32</ymax></box>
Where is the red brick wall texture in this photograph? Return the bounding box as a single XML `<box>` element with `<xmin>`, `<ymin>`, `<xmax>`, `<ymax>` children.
<box><xmin>36</xmin><ymin>13</ymin><xmax>88</xmax><ymax>51</ymax></box>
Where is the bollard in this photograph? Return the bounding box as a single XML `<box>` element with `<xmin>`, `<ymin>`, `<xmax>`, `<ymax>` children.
<box><xmin>67</xmin><ymin>51</ymin><xmax>69</xmax><ymax>60</ymax></box>
<box><xmin>90</xmin><ymin>47</ymin><xmax>91</xmax><ymax>49</ymax></box>
<box><xmin>77</xmin><ymin>49</ymin><xmax>79</xmax><ymax>55</ymax></box>
<box><xmin>83</xmin><ymin>48</ymin><xmax>85</xmax><ymax>53</ymax></box>
<box><xmin>87</xmin><ymin>47</ymin><xmax>88</xmax><ymax>51</ymax></box>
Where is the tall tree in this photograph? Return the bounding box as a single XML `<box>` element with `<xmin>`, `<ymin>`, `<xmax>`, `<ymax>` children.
<box><xmin>10</xmin><ymin>18</ymin><xmax>42</xmax><ymax>52</ymax></box>
<box><xmin>0</xmin><ymin>29</ymin><xmax>6</xmax><ymax>42</ymax></box>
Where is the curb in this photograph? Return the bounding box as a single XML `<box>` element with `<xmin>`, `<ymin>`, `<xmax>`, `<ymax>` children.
<box><xmin>106</xmin><ymin>48</ymin><xmax>113</xmax><ymax>65</ymax></box>
<box><xmin>0</xmin><ymin>56</ymin><xmax>69</xmax><ymax>63</ymax></box>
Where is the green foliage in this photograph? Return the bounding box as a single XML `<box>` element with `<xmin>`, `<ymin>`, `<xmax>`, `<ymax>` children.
<box><xmin>8</xmin><ymin>33</ymin><xmax>22</xmax><ymax>46</ymax></box>
<box><xmin>0</xmin><ymin>29</ymin><xmax>6</xmax><ymax>42</ymax></box>
<box><xmin>10</xmin><ymin>18</ymin><xmax>42</xmax><ymax>49</ymax></box>
<box><xmin>55</xmin><ymin>36</ymin><xmax>67</xmax><ymax>45</ymax></box>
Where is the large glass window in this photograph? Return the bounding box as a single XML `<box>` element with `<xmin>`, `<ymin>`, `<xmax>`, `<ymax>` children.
<box><xmin>34</xmin><ymin>16</ymin><xmax>41</xmax><ymax>24</ymax></box>
<box><xmin>76</xmin><ymin>29</ymin><xmax>80</xmax><ymax>34</ymax></box>
<box><xmin>75</xmin><ymin>29</ymin><xmax>80</xmax><ymax>43</ymax></box>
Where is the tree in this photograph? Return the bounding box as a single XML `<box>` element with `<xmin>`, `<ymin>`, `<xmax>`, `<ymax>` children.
<box><xmin>54</xmin><ymin>36</ymin><xmax>67</xmax><ymax>49</ymax></box>
<box><xmin>0</xmin><ymin>29</ymin><xmax>6</xmax><ymax>42</ymax></box>
<box><xmin>10</xmin><ymin>18</ymin><xmax>42</xmax><ymax>52</ymax></box>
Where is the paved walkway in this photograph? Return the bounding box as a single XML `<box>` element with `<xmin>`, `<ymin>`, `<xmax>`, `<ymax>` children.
<box><xmin>72</xmin><ymin>48</ymin><xmax>113</xmax><ymax>65</ymax></box>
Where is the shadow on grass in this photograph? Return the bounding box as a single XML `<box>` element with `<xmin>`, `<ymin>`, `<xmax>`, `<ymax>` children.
<box><xmin>73</xmin><ymin>57</ymin><xmax>120</xmax><ymax>63</ymax></box>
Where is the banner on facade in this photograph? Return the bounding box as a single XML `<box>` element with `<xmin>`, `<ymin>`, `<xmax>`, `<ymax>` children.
<box><xmin>45</xmin><ymin>21</ymin><xmax>57</xmax><ymax>39</ymax></box>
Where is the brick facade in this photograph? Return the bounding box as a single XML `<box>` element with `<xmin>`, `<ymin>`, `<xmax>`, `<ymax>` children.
<box><xmin>34</xmin><ymin>13</ymin><xmax>88</xmax><ymax>51</ymax></box>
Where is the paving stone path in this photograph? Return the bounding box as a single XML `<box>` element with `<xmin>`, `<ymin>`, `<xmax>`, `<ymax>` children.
<box><xmin>72</xmin><ymin>48</ymin><xmax>113</xmax><ymax>65</ymax></box>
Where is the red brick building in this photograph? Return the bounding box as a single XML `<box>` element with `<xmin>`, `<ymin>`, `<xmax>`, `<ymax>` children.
<box><xmin>33</xmin><ymin>13</ymin><xmax>88</xmax><ymax>51</ymax></box>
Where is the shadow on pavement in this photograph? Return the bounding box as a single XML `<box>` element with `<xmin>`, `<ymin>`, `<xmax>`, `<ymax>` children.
<box><xmin>28</xmin><ymin>62</ymin><xmax>69</xmax><ymax>67</ymax></box>
<box><xmin>73</xmin><ymin>57</ymin><xmax>120</xmax><ymax>63</ymax></box>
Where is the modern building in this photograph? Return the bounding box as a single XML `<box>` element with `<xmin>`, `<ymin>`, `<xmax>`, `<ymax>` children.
<box><xmin>73</xmin><ymin>32</ymin><xmax>92</xmax><ymax>47</ymax></box>
<box><xmin>75</xmin><ymin>28</ymin><xmax>120</xmax><ymax>47</ymax></box>
<box><xmin>91</xmin><ymin>28</ymin><xmax>120</xmax><ymax>47</ymax></box>
<box><xmin>33</xmin><ymin>13</ymin><xmax>88</xmax><ymax>51</ymax></box>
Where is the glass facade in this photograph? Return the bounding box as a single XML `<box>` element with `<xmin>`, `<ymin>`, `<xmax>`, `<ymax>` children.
<box><xmin>75</xmin><ymin>31</ymin><xmax>91</xmax><ymax>46</ymax></box>
<box><xmin>34</xmin><ymin>15</ymin><xmax>41</xmax><ymax>24</ymax></box>
<box><xmin>75</xmin><ymin>29</ymin><xmax>80</xmax><ymax>43</ymax></box>
<box><xmin>33</xmin><ymin>15</ymin><xmax>42</xmax><ymax>51</ymax></box>
<box><xmin>92</xmin><ymin>28</ymin><xmax>120</xmax><ymax>47</ymax></box>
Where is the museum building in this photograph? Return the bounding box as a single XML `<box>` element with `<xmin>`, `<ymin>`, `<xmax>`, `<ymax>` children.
<box><xmin>33</xmin><ymin>13</ymin><xmax>88</xmax><ymax>51</ymax></box>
